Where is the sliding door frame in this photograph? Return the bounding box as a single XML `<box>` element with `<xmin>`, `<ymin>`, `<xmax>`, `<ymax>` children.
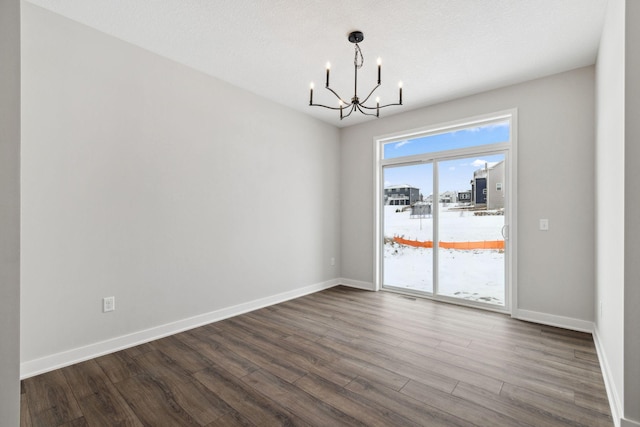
<box><xmin>373</xmin><ymin>109</ymin><xmax>518</xmax><ymax>314</ymax></box>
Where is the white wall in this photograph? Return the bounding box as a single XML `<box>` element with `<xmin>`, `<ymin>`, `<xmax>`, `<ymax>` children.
<box><xmin>0</xmin><ymin>0</ymin><xmax>21</xmax><ymax>424</ymax></box>
<box><xmin>21</xmin><ymin>3</ymin><xmax>341</xmax><ymax>372</ymax></box>
<box><xmin>595</xmin><ymin>0</ymin><xmax>627</xmax><ymax>423</ymax></box>
<box><xmin>341</xmin><ymin>66</ymin><xmax>596</xmax><ymax>323</ymax></box>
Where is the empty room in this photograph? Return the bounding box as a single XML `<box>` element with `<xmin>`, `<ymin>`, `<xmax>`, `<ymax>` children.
<box><xmin>1</xmin><ymin>0</ymin><xmax>639</xmax><ymax>426</ymax></box>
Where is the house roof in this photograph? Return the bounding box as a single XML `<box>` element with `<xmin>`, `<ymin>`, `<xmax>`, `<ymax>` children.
<box><xmin>385</xmin><ymin>184</ymin><xmax>419</xmax><ymax>190</ymax></box>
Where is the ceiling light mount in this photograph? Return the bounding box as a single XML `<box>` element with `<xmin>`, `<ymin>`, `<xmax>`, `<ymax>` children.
<box><xmin>348</xmin><ymin>31</ymin><xmax>364</xmax><ymax>44</ymax></box>
<box><xmin>309</xmin><ymin>31</ymin><xmax>403</xmax><ymax>120</ymax></box>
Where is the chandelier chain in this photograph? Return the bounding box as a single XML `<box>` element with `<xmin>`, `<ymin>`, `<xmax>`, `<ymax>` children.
<box><xmin>354</xmin><ymin>43</ymin><xmax>364</xmax><ymax>69</ymax></box>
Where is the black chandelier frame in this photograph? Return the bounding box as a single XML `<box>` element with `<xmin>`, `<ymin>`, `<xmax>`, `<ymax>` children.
<box><xmin>309</xmin><ymin>31</ymin><xmax>403</xmax><ymax>120</ymax></box>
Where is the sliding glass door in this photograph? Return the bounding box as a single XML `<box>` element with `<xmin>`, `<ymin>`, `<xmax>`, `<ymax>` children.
<box><xmin>378</xmin><ymin>113</ymin><xmax>514</xmax><ymax>311</ymax></box>
<box><xmin>436</xmin><ymin>154</ymin><xmax>506</xmax><ymax>305</ymax></box>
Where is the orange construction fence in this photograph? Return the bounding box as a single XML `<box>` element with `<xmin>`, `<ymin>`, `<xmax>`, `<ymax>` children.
<box><xmin>393</xmin><ymin>236</ymin><xmax>504</xmax><ymax>250</ymax></box>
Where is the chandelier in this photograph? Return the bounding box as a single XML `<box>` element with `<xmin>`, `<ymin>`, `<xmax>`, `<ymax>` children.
<box><xmin>309</xmin><ymin>31</ymin><xmax>403</xmax><ymax>120</ymax></box>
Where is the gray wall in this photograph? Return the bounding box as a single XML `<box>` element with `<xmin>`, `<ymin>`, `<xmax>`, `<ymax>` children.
<box><xmin>21</xmin><ymin>3</ymin><xmax>340</xmax><ymax>365</ymax></box>
<box><xmin>0</xmin><ymin>0</ymin><xmax>21</xmax><ymax>424</ymax></box>
<box><xmin>595</xmin><ymin>0</ymin><xmax>634</xmax><ymax>424</ymax></box>
<box><xmin>595</xmin><ymin>0</ymin><xmax>625</xmax><ymax>411</ymax></box>
<box><xmin>596</xmin><ymin>1</ymin><xmax>640</xmax><ymax>423</ymax></box>
<box><xmin>341</xmin><ymin>66</ymin><xmax>596</xmax><ymax>323</ymax></box>
<box><xmin>624</xmin><ymin>1</ymin><xmax>640</xmax><ymax>423</ymax></box>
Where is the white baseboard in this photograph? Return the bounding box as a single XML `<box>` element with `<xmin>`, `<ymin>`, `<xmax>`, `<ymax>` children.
<box><xmin>338</xmin><ymin>278</ymin><xmax>375</xmax><ymax>291</ymax></box>
<box><xmin>593</xmin><ymin>327</ymin><xmax>624</xmax><ymax>427</ymax></box>
<box><xmin>513</xmin><ymin>309</ymin><xmax>594</xmax><ymax>333</ymax></box>
<box><xmin>20</xmin><ymin>279</ymin><xmax>340</xmax><ymax>379</ymax></box>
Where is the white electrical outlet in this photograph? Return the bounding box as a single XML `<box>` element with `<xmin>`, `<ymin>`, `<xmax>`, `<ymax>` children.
<box><xmin>103</xmin><ymin>296</ymin><xmax>115</xmax><ymax>313</ymax></box>
<box><xmin>539</xmin><ymin>219</ymin><xmax>549</xmax><ymax>231</ymax></box>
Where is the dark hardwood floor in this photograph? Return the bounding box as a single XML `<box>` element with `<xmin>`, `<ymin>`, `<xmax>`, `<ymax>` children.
<box><xmin>21</xmin><ymin>286</ymin><xmax>613</xmax><ymax>426</ymax></box>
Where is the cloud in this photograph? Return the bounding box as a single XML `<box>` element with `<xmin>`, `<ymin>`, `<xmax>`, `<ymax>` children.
<box><xmin>462</xmin><ymin>127</ymin><xmax>481</xmax><ymax>134</ymax></box>
<box><xmin>470</xmin><ymin>159</ymin><xmax>500</xmax><ymax>169</ymax></box>
<box><xmin>448</xmin><ymin>166</ymin><xmax>456</xmax><ymax>171</ymax></box>
<box><xmin>384</xmin><ymin>180</ymin><xmax>391</xmax><ymax>187</ymax></box>
<box><xmin>455</xmin><ymin>121</ymin><xmax>510</xmax><ymax>135</ymax></box>
<box><xmin>486</xmin><ymin>121</ymin><xmax>509</xmax><ymax>129</ymax></box>
<box><xmin>394</xmin><ymin>140</ymin><xmax>410</xmax><ymax>149</ymax></box>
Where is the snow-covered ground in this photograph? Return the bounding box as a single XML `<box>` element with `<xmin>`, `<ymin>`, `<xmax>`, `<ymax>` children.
<box><xmin>383</xmin><ymin>205</ymin><xmax>505</xmax><ymax>305</ymax></box>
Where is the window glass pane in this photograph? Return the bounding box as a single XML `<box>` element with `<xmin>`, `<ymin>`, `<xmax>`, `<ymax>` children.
<box><xmin>437</xmin><ymin>154</ymin><xmax>506</xmax><ymax>306</ymax></box>
<box><xmin>383</xmin><ymin>163</ymin><xmax>433</xmax><ymax>293</ymax></box>
<box><xmin>383</xmin><ymin>120</ymin><xmax>509</xmax><ymax>159</ymax></box>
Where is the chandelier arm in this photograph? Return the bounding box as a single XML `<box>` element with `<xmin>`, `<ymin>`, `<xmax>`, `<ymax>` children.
<box><xmin>358</xmin><ymin>101</ymin><xmax>401</xmax><ymax>110</ymax></box>
<box><xmin>358</xmin><ymin>104</ymin><xmax>378</xmax><ymax>110</ymax></box>
<box><xmin>309</xmin><ymin>103</ymin><xmax>348</xmax><ymax>111</ymax></box>
<box><xmin>359</xmin><ymin>83</ymin><xmax>381</xmax><ymax>106</ymax></box>
<box><xmin>341</xmin><ymin>104</ymin><xmax>357</xmax><ymax>120</ymax></box>
<box><xmin>377</xmin><ymin>102</ymin><xmax>403</xmax><ymax>109</ymax></box>
<box><xmin>355</xmin><ymin>104</ymin><xmax>380</xmax><ymax>117</ymax></box>
<box><xmin>324</xmin><ymin>86</ymin><xmax>348</xmax><ymax>104</ymax></box>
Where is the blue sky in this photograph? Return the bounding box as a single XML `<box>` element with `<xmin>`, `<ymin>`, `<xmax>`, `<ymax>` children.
<box><xmin>383</xmin><ymin>122</ymin><xmax>509</xmax><ymax>196</ymax></box>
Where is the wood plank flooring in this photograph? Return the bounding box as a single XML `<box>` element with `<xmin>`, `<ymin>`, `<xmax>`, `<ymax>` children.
<box><xmin>21</xmin><ymin>286</ymin><xmax>613</xmax><ymax>426</ymax></box>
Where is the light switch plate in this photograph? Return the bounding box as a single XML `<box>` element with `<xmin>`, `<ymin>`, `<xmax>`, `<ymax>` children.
<box><xmin>103</xmin><ymin>296</ymin><xmax>115</xmax><ymax>312</ymax></box>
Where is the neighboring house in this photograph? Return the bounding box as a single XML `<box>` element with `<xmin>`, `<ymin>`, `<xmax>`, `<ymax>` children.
<box><xmin>457</xmin><ymin>190</ymin><xmax>472</xmax><ymax>203</ymax></box>
<box><xmin>471</xmin><ymin>161</ymin><xmax>505</xmax><ymax>210</ymax></box>
<box><xmin>439</xmin><ymin>190</ymin><xmax>457</xmax><ymax>204</ymax></box>
<box><xmin>384</xmin><ymin>185</ymin><xmax>420</xmax><ymax>206</ymax></box>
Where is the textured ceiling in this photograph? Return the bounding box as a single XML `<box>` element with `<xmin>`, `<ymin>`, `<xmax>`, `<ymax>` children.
<box><xmin>24</xmin><ymin>0</ymin><xmax>608</xmax><ymax>128</ymax></box>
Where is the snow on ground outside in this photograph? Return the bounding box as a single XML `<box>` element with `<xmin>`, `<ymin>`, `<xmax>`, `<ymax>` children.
<box><xmin>383</xmin><ymin>205</ymin><xmax>505</xmax><ymax>305</ymax></box>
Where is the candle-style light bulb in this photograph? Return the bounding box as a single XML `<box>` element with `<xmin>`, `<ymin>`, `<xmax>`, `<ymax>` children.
<box><xmin>339</xmin><ymin>99</ymin><xmax>344</xmax><ymax>119</ymax></box>
<box><xmin>309</xmin><ymin>82</ymin><xmax>314</xmax><ymax>105</ymax></box>
<box><xmin>326</xmin><ymin>62</ymin><xmax>331</xmax><ymax>87</ymax></box>
<box><xmin>377</xmin><ymin>57</ymin><xmax>382</xmax><ymax>84</ymax></box>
